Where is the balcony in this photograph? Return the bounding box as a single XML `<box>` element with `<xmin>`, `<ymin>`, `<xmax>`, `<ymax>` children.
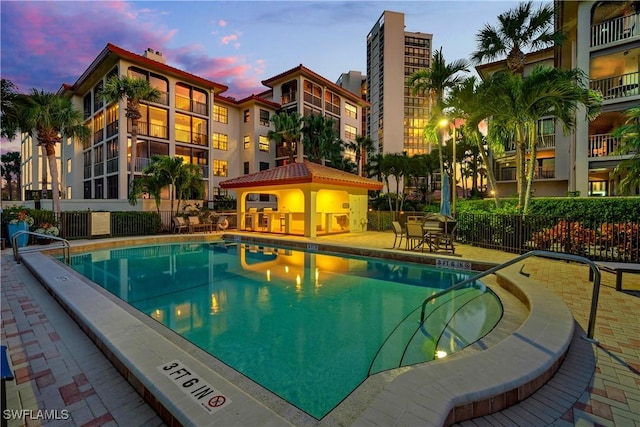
<box><xmin>534</xmin><ymin>167</ymin><xmax>555</xmax><ymax>179</ymax></box>
<box><xmin>588</xmin><ymin>133</ymin><xmax>622</xmax><ymax>157</ymax></box>
<box><xmin>503</xmin><ymin>134</ymin><xmax>555</xmax><ymax>152</ymax></box>
<box><xmin>106</xmin><ymin>121</ymin><xmax>118</xmax><ymax>138</ymax></box>
<box><xmin>106</xmin><ymin>158</ymin><xmax>118</xmax><ymax>174</ymax></box>
<box><xmin>281</xmin><ymin>92</ymin><xmax>297</xmax><ymax>104</ymax></box>
<box><xmin>591</xmin><ymin>13</ymin><xmax>639</xmax><ymax>48</ymax></box>
<box><xmin>498</xmin><ymin>168</ymin><xmax>516</xmax><ymax>181</ymax></box>
<box><xmin>93</xmin><ymin>129</ymin><xmax>104</xmax><ymax>145</ymax></box>
<box><xmin>497</xmin><ymin>167</ymin><xmax>554</xmax><ymax>181</ymax></box>
<box><xmin>590</xmin><ymin>72</ymin><xmax>639</xmax><ymax>100</ymax></box>
<box><xmin>127</xmin><ymin>157</ymin><xmax>151</xmax><ymax>173</ymax></box>
<box><xmin>175</xmin><ymin>94</ymin><xmax>207</xmax><ymax>115</ymax></box>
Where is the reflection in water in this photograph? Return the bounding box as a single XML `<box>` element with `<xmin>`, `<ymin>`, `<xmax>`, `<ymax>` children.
<box><xmin>68</xmin><ymin>242</ymin><xmax>500</xmax><ymax>419</ymax></box>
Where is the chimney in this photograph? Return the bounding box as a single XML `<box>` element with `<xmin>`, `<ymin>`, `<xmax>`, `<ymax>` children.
<box><xmin>143</xmin><ymin>48</ymin><xmax>166</xmax><ymax>64</ymax></box>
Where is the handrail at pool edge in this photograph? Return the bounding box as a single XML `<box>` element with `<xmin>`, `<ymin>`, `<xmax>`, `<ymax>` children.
<box><xmin>12</xmin><ymin>230</ymin><xmax>71</xmax><ymax>265</ymax></box>
<box><xmin>419</xmin><ymin>250</ymin><xmax>602</xmax><ymax>340</ymax></box>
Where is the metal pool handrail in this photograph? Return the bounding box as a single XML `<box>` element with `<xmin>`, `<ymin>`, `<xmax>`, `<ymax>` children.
<box><xmin>420</xmin><ymin>250</ymin><xmax>602</xmax><ymax>340</ymax></box>
<box><xmin>12</xmin><ymin>231</ymin><xmax>71</xmax><ymax>265</ymax></box>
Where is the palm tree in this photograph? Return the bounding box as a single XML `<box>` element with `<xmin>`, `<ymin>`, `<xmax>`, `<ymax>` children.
<box><xmin>611</xmin><ymin>107</ymin><xmax>640</xmax><ymax>194</ymax></box>
<box><xmin>476</xmin><ymin>66</ymin><xmax>600</xmax><ymax>212</ymax></box>
<box><xmin>1</xmin><ymin>79</ymin><xmax>27</xmax><ymax>139</ymax></box>
<box><xmin>345</xmin><ymin>134</ymin><xmax>374</xmax><ymax>176</ymax></box>
<box><xmin>141</xmin><ymin>155</ymin><xmax>200</xmax><ymax>216</ymax></box>
<box><xmin>445</xmin><ymin>76</ymin><xmax>501</xmax><ymax>207</ymax></box>
<box><xmin>471</xmin><ymin>1</ymin><xmax>563</xmax><ymax>76</ymax></box>
<box><xmin>23</xmin><ymin>90</ymin><xmax>89</xmax><ymax>214</ymax></box>
<box><xmin>1</xmin><ymin>152</ymin><xmax>21</xmax><ymax>200</ymax></box>
<box><xmin>301</xmin><ymin>113</ymin><xmax>338</xmax><ymax>165</ymax></box>
<box><xmin>408</xmin><ymin>47</ymin><xmax>470</xmax><ymax>180</ymax></box>
<box><xmin>268</xmin><ymin>111</ymin><xmax>302</xmax><ymax>164</ymax></box>
<box><xmin>101</xmin><ymin>75</ymin><xmax>161</xmax><ymax>190</ymax></box>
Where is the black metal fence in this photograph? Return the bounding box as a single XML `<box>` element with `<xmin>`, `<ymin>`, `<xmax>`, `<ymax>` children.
<box><xmin>366</xmin><ymin>210</ymin><xmax>639</xmax><ymax>263</ymax></box>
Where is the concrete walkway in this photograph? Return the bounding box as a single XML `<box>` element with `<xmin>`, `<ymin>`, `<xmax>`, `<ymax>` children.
<box><xmin>1</xmin><ymin>231</ymin><xmax>638</xmax><ymax>426</ymax></box>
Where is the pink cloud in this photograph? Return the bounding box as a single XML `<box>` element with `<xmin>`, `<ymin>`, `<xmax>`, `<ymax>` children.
<box><xmin>218</xmin><ymin>19</ymin><xmax>227</xmax><ymax>27</ymax></box>
<box><xmin>221</xmin><ymin>34</ymin><xmax>239</xmax><ymax>45</ymax></box>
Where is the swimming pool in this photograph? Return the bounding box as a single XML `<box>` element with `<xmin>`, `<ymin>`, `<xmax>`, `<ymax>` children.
<box><xmin>67</xmin><ymin>241</ymin><xmax>502</xmax><ymax>419</ymax></box>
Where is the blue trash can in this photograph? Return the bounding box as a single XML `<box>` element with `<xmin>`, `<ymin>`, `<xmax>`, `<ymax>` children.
<box><xmin>7</xmin><ymin>221</ymin><xmax>29</xmax><ymax>247</ymax></box>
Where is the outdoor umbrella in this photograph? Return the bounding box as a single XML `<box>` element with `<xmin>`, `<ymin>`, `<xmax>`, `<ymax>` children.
<box><xmin>440</xmin><ymin>171</ymin><xmax>451</xmax><ymax>217</ymax></box>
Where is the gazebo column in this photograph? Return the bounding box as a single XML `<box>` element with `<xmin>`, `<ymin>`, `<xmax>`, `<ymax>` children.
<box><xmin>304</xmin><ymin>190</ymin><xmax>317</xmax><ymax>238</ymax></box>
<box><xmin>238</xmin><ymin>190</ymin><xmax>247</xmax><ymax>230</ymax></box>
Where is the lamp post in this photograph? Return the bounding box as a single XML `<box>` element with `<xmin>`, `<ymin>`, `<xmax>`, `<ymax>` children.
<box><xmin>438</xmin><ymin>119</ymin><xmax>457</xmax><ymax>216</ymax></box>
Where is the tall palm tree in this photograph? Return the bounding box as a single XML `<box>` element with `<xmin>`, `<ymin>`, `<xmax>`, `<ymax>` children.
<box><xmin>471</xmin><ymin>1</ymin><xmax>563</xmax><ymax>76</ymax></box>
<box><xmin>611</xmin><ymin>107</ymin><xmax>640</xmax><ymax>194</ymax></box>
<box><xmin>408</xmin><ymin>47</ymin><xmax>470</xmax><ymax>180</ymax></box>
<box><xmin>345</xmin><ymin>134</ymin><xmax>374</xmax><ymax>176</ymax></box>
<box><xmin>268</xmin><ymin>111</ymin><xmax>302</xmax><ymax>164</ymax></box>
<box><xmin>1</xmin><ymin>79</ymin><xmax>26</xmax><ymax>139</ymax></box>
<box><xmin>23</xmin><ymin>90</ymin><xmax>89</xmax><ymax>214</ymax></box>
<box><xmin>1</xmin><ymin>152</ymin><xmax>21</xmax><ymax>200</ymax></box>
<box><xmin>477</xmin><ymin>66</ymin><xmax>600</xmax><ymax>212</ymax></box>
<box><xmin>101</xmin><ymin>75</ymin><xmax>161</xmax><ymax>190</ymax></box>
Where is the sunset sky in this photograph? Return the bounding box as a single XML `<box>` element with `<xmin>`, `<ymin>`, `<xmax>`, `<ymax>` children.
<box><xmin>0</xmin><ymin>0</ymin><xmax>538</xmax><ymax>154</ymax></box>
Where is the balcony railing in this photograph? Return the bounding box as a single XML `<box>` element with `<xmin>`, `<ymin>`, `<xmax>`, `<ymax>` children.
<box><xmin>591</xmin><ymin>13</ymin><xmax>639</xmax><ymax>47</ymax></box>
<box><xmin>94</xmin><ymin>162</ymin><xmax>104</xmax><ymax>177</ymax></box>
<box><xmin>175</xmin><ymin>94</ymin><xmax>208</xmax><ymax>115</ymax></box>
<box><xmin>590</xmin><ymin>72</ymin><xmax>639</xmax><ymax>100</ymax></box>
<box><xmin>589</xmin><ymin>133</ymin><xmax>622</xmax><ymax>157</ymax></box>
<box><xmin>498</xmin><ymin>168</ymin><xmax>516</xmax><ymax>181</ymax></box>
<box><xmin>131</xmin><ymin>121</ymin><xmax>168</xmax><ymax>139</ymax></box>
<box><xmin>534</xmin><ymin>167</ymin><xmax>555</xmax><ymax>179</ymax></box>
<box><xmin>127</xmin><ymin>157</ymin><xmax>151</xmax><ymax>172</ymax></box>
<box><xmin>503</xmin><ymin>134</ymin><xmax>555</xmax><ymax>152</ymax></box>
<box><xmin>106</xmin><ymin>121</ymin><xmax>118</xmax><ymax>138</ymax></box>
<box><xmin>93</xmin><ymin>129</ymin><xmax>104</xmax><ymax>144</ymax></box>
<box><xmin>106</xmin><ymin>158</ymin><xmax>118</xmax><ymax>174</ymax></box>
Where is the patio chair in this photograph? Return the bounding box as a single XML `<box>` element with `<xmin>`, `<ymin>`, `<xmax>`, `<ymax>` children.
<box><xmin>173</xmin><ymin>216</ymin><xmax>189</xmax><ymax>234</ymax></box>
<box><xmin>187</xmin><ymin>216</ymin><xmax>212</xmax><ymax>233</ymax></box>
<box><xmin>436</xmin><ymin>218</ymin><xmax>457</xmax><ymax>254</ymax></box>
<box><xmin>391</xmin><ymin>221</ymin><xmax>406</xmax><ymax>249</ymax></box>
<box><xmin>406</xmin><ymin>222</ymin><xmax>427</xmax><ymax>252</ymax></box>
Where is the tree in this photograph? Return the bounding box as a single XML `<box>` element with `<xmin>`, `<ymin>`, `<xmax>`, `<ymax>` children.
<box><xmin>445</xmin><ymin>76</ymin><xmax>501</xmax><ymax>207</ymax></box>
<box><xmin>23</xmin><ymin>90</ymin><xmax>89</xmax><ymax>214</ymax></box>
<box><xmin>408</xmin><ymin>47</ymin><xmax>470</xmax><ymax>181</ymax></box>
<box><xmin>611</xmin><ymin>107</ymin><xmax>640</xmax><ymax>194</ymax></box>
<box><xmin>345</xmin><ymin>134</ymin><xmax>374</xmax><ymax>176</ymax></box>
<box><xmin>471</xmin><ymin>1</ymin><xmax>563</xmax><ymax>76</ymax></box>
<box><xmin>268</xmin><ymin>111</ymin><xmax>302</xmax><ymax>164</ymax></box>
<box><xmin>1</xmin><ymin>79</ymin><xmax>28</xmax><ymax>139</ymax></box>
<box><xmin>1</xmin><ymin>152</ymin><xmax>21</xmax><ymax>200</ymax></box>
<box><xmin>476</xmin><ymin>66</ymin><xmax>600</xmax><ymax>212</ymax></box>
<box><xmin>101</xmin><ymin>75</ymin><xmax>161</xmax><ymax>190</ymax></box>
<box><xmin>301</xmin><ymin>113</ymin><xmax>339</xmax><ymax>165</ymax></box>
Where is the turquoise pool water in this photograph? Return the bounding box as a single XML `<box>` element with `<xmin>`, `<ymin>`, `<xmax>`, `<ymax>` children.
<box><xmin>68</xmin><ymin>241</ymin><xmax>501</xmax><ymax>419</ymax></box>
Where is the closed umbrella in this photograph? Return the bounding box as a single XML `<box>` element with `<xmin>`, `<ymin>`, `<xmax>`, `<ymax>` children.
<box><xmin>440</xmin><ymin>171</ymin><xmax>451</xmax><ymax>217</ymax></box>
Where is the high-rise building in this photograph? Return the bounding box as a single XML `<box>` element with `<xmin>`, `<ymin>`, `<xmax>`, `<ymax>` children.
<box><xmin>366</xmin><ymin>11</ymin><xmax>433</xmax><ymax>157</ymax></box>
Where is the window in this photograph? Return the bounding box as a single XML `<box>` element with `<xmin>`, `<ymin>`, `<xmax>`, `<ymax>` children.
<box><xmin>325</xmin><ymin>91</ymin><xmax>341</xmax><ymax>115</ymax></box>
<box><xmin>303</xmin><ymin>80</ymin><xmax>322</xmax><ymax>107</ymax></box>
<box><xmin>345</xmin><ymin>102</ymin><xmax>357</xmax><ymax>119</ymax></box>
<box><xmin>93</xmin><ymin>112</ymin><xmax>104</xmax><ymax>144</ymax></box>
<box><xmin>213</xmin><ymin>133</ymin><xmax>228</xmax><ymax>150</ymax></box>
<box><xmin>83</xmin><ymin>93</ymin><xmax>92</xmax><ymax>119</ymax></box>
<box><xmin>175</xmin><ymin>83</ymin><xmax>208</xmax><ymax>114</ymax></box>
<box><xmin>243</xmin><ymin>135</ymin><xmax>250</xmax><ymax>149</ymax></box>
<box><xmin>213</xmin><ymin>160</ymin><xmax>228</xmax><ymax>177</ymax></box>
<box><xmin>244</xmin><ymin>162</ymin><xmax>250</xmax><ymax>174</ymax></box>
<box><xmin>259</xmin><ymin>162</ymin><xmax>269</xmax><ymax>171</ymax></box>
<box><xmin>259</xmin><ymin>135</ymin><xmax>269</xmax><ymax>152</ymax></box>
<box><xmin>94</xmin><ymin>178</ymin><xmax>104</xmax><ymax>199</ymax></box>
<box><xmin>107</xmin><ymin>175</ymin><xmax>118</xmax><ymax>199</ymax></box>
<box><xmin>259</xmin><ymin>109</ymin><xmax>270</xmax><ymax>126</ymax></box>
<box><xmin>345</xmin><ymin>124</ymin><xmax>357</xmax><ymax>140</ymax></box>
<box><xmin>213</xmin><ymin>105</ymin><xmax>228</xmax><ymax>124</ymax></box>
<box><xmin>93</xmin><ymin>81</ymin><xmax>104</xmax><ymax>112</ymax></box>
<box><xmin>259</xmin><ymin>194</ymin><xmax>270</xmax><ymax>202</ymax></box>
<box><xmin>243</xmin><ymin>109</ymin><xmax>250</xmax><ymax>123</ymax></box>
<box><xmin>128</xmin><ymin>67</ymin><xmax>169</xmax><ymax>105</ymax></box>
<box><xmin>66</xmin><ymin>159</ymin><xmax>72</xmax><ymax>174</ymax></box>
<box><xmin>175</xmin><ymin>113</ymin><xmax>207</xmax><ymax>145</ymax></box>
<box><xmin>281</xmin><ymin>80</ymin><xmax>297</xmax><ymax>104</ymax></box>
<box><xmin>106</xmin><ymin>103</ymin><xmax>118</xmax><ymax>137</ymax></box>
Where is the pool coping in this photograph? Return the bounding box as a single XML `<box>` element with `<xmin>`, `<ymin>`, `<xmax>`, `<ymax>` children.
<box><xmin>16</xmin><ymin>235</ymin><xmax>575</xmax><ymax>426</ymax></box>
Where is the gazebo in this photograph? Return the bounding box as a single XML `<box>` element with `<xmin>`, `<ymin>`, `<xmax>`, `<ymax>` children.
<box><xmin>219</xmin><ymin>160</ymin><xmax>383</xmax><ymax>238</ymax></box>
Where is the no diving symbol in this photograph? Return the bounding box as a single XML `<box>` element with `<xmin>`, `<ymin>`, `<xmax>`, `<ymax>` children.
<box><xmin>208</xmin><ymin>395</ymin><xmax>226</xmax><ymax>408</ymax></box>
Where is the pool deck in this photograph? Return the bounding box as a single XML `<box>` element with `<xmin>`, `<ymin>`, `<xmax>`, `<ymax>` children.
<box><xmin>1</xmin><ymin>231</ymin><xmax>639</xmax><ymax>426</ymax></box>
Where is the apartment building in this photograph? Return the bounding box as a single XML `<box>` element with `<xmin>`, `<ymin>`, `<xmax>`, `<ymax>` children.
<box><xmin>22</xmin><ymin>44</ymin><xmax>367</xmax><ymax>206</ymax></box>
<box><xmin>557</xmin><ymin>0</ymin><xmax>639</xmax><ymax>196</ymax></box>
<box><xmin>366</xmin><ymin>11</ymin><xmax>433</xmax><ymax>157</ymax></box>
<box><xmin>260</xmin><ymin>65</ymin><xmax>369</xmax><ymax>167</ymax></box>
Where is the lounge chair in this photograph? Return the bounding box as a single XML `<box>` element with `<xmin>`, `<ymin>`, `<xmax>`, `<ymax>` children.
<box><xmin>173</xmin><ymin>216</ymin><xmax>189</xmax><ymax>234</ymax></box>
<box><xmin>391</xmin><ymin>221</ymin><xmax>406</xmax><ymax>249</ymax></box>
<box><xmin>406</xmin><ymin>222</ymin><xmax>427</xmax><ymax>252</ymax></box>
<box><xmin>187</xmin><ymin>216</ymin><xmax>212</xmax><ymax>233</ymax></box>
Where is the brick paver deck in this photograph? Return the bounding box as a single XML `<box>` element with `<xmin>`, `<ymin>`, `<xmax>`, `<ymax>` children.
<box><xmin>1</xmin><ymin>231</ymin><xmax>638</xmax><ymax>426</ymax></box>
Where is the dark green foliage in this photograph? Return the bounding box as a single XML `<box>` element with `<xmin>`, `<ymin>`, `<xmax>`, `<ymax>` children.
<box><xmin>111</xmin><ymin>211</ymin><xmax>162</xmax><ymax>236</ymax></box>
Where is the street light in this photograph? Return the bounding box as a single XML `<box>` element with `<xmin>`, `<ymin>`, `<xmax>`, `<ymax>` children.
<box><xmin>439</xmin><ymin>119</ymin><xmax>456</xmax><ymax>216</ymax></box>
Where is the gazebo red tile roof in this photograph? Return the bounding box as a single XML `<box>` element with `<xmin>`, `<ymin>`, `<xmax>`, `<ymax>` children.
<box><xmin>220</xmin><ymin>160</ymin><xmax>383</xmax><ymax>190</ymax></box>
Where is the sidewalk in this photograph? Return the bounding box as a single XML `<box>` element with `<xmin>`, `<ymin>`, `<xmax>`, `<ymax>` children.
<box><xmin>1</xmin><ymin>233</ymin><xmax>639</xmax><ymax>426</ymax></box>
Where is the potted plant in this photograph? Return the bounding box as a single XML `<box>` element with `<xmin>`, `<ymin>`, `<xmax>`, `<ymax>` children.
<box><xmin>7</xmin><ymin>210</ymin><xmax>34</xmax><ymax>247</ymax></box>
<box><xmin>34</xmin><ymin>222</ymin><xmax>60</xmax><ymax>244</ymax></box>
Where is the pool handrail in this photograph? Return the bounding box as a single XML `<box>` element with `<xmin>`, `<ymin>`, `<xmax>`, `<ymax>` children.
<box><xmin>420</xmin><ymin>250</ymin><xmax>602</xmax><ymax>340</ymax></box>
<box><xmin>12</xmin><ymin>230</ymin><xmax>71</xmax><ymax>265</ymax></box>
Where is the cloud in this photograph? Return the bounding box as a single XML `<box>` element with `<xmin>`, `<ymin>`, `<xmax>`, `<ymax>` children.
<box><xmin>221</xmin><ymin>34</ymin><xmax>239</xmax><ymax>45</ymax></box>
<box><xmin>218</xmin><ymin>19</ymin><xmax>227</xmax><ymax>27</ymax></box>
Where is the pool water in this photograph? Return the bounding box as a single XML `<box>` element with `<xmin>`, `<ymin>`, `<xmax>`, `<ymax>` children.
<box><xmin>68</xmin><ymin>241</ymin><xmax>501</xmax><ymax>419</ymax></box>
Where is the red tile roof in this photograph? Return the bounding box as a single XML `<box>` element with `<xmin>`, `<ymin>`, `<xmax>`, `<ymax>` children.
<box><xmin>220</xmin><ymin>160</ymin><xmax>383</xmax><ymax>190</ymax></box>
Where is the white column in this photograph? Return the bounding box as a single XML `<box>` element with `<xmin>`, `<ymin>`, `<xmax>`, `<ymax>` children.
<box><xmin>304</xmin><ymin>189</ymin><xmax>317</xmax><ymax>238</ymax></box>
